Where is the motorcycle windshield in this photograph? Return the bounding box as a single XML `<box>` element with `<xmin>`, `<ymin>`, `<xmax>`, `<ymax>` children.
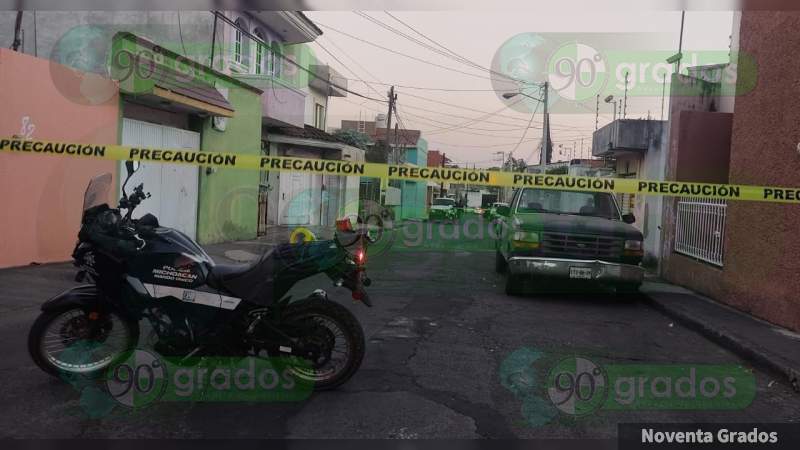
<box><xmin>83</xmin><ymin>173</ymin><xmax>113</xmax><ymax>211</ymax></box>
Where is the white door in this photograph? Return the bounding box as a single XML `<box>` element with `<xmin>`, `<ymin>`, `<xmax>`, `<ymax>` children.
<box><xmin>279</xmin><ymin>171</ymin><xmax>312</xmax><ymax>225</ymax></box>
<box><xmin>120</xmin><ymin>119</ymin><xmax>201</xmax><ymax>239</ymax></box>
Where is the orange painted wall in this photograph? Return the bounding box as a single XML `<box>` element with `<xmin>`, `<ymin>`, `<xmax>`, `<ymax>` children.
<box><xmin>0</xmin><ymin>49</ymin><xmax>119</xmax><ymax>268</ymax></box>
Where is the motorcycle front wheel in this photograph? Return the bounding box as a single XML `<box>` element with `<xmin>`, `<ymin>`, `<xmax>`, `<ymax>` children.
<box><xmin>281</xmin><ymin>298</ymin><xmax>365</xmax><ymax>390</ymax></box>
<box><xmin>28</xmin><ymin>306</ymin><xmax>139</xmax><ymax>379</ymax></box>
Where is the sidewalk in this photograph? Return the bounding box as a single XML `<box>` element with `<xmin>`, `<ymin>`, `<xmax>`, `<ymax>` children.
<box><xmin>640</xmin><ymin>278</ymin><xmax>800</xmax><ymax>392</ymax></box>
<box><xmin>202</xmin><ymin>219</ymin><xmax>416</xmax><ymax>264</ymax></box>
<box><xmin>203</xmin><ymin>225</ymin><xmax>336</xmax><ymax>264</ymax></box>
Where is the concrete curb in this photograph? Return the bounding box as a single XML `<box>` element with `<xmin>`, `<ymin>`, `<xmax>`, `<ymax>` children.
<box><xmin>641</xmin><ymin>281</ymin><xmax>800</xmax><ymax>393</ymax></box>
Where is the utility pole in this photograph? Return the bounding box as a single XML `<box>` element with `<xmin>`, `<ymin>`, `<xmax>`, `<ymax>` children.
<box><xmin>595</xmin><ymin>94</ymin><xmax>599</xmax><ymax>131</ymax></box>
<box><xmin>623</xmin><ymin>71</ymin><xmax>629</xmax><ymax>119</ymax></box>
<box><xmin>677</xmin><ymin>11</ymin><xmax>686</xmax><ymax>74</ymax></box>
<box><xmin>540</xmin><ymin>81</ymin><xmax>550</xmax><ymax>167</ymax></box>
<box><xmin>493</xmin><ymin>151</ymin><xmax>505</xmax><ymax>201</ymax></box>
<box><xmin>660</xmin><ymin>73</ymin><xmax>667</xmax><ymax>121</ymax></box>
<box><xmin>385</xmin><ymin>86</ymin><xmax>397</xmax><ymax>163</ymax></box>
<box><xmin>11</xmin><ymin>12</ymin><xmax>23</xmax><ymax>51</ymax></box>
<box><xmin>393</xmin><ymin>123</ymin><xmax>399</xmax><ymax>165</ymax></box>
<box><xmin>440</xmin><ymin>152</ymin><xmax>446</xmax><ymax>196</ymax></box>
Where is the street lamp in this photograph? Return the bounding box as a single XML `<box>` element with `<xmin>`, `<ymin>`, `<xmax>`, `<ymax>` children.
<box><xmin>503</xmin><ymin>84</ymin><xmax>550</xmax><ymax>167</ymax></box>
<box><xmin>502</xmin><ymin>91</ymin><xmax>544</xmax><ymax>102</ymax></box>
<box><xmin>493</xmin><ymin>151</ymin><xmax>507</xmax><ymax>202</ymax></box>
<box><xmin>604</xmin><ymin>94</ymin><xmax>617</xmax><ymax>121</ymax></box>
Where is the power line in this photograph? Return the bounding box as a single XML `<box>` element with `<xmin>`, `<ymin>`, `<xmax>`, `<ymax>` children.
<box><xmin>381</xmin><ymin>11</ymin><xmax>534</xmax><ymax>86</ymax></box>
<box><xmin>336</xmin><ymin>95</ymin><xmax>594</xmax><ymax>142</ymax></box>
<box><xmin>312</xmin><ymin>37</ymin><xmax>384</xmax><ymax>99</ymax></box>
<box><xmin>426</xmin><ymin>139</ymin><xmax>540</xmax><ymax>149</ymax></box>
<box><xmin>314</xmin><ymin>20</ymin><xmax>522</xmax><ymax>85</ymax></box>
<box><xmin>398</xmin><ymin>90</ymin><xmax>545</xmax><ymax>124</ymax></box>
<box><xmin>312</xmin><ymin>35</ymin><xmax>386</xmax><ymax>99</ymax></box>
<box><xmin>213</xmin><ymin>12</ymin><xmax>386</xmax><ymax>103</ymax></box>
<box><xmin>336</xmin><ymin>89</ymin><xmax>533</xmax><ymax>129</ymax></box>
<box><xmin>508</xmin><ymin>93</ymin><xmax>541</xmax><ymax>160</ymax></box>
<box><xmin>397</xmin><ymin>109</ymin><xmax>539</xmax><ymax>134</ymax></box>
<box><xmin>346</xmin><ymin>78</ymin><xmax>511</xmax><ymax>92</ymax></box>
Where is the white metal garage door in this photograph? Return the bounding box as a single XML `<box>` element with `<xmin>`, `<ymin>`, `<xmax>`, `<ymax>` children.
<box><xmin>120</xmin><ymin>118</ymin><xmax>201</xmax><ymax>239</ymax></box>
<box><xmin>279</xmin><ymin>171</ymin><xmax>313</xmax><ymax>225</ymax></box>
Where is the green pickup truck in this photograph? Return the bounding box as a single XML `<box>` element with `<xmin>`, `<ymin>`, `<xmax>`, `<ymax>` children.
<box><xmin>494</xmin><ymin>187</ymin><xmax>644</xmax><ymax>295</ymax></box>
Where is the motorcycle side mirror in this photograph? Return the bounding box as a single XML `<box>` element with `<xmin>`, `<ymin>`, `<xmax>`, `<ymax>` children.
<box><xmin>125</xmin><ymin>160</ymin><xmax>140</xmax><ymax>176</ymax></box>
<box><xmin>121</xmin><ymin>160</ymin><xmax>140</xmax><ymax>199</ymax></box>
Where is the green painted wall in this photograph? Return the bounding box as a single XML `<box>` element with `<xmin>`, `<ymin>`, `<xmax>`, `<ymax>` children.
<box><xmin>281</xmin><ymin>43</ymin><xmax>322</xmax><ymax>90</ymax></box>
<box><xmin>196</xmin><ymin>78</ymin><xmax>263</xmax><ymax>244</ymax></box>
<box><xmin>111</xmin><ymin>32</ymin><xmax>264</xmax><ymax>245</ymax></box>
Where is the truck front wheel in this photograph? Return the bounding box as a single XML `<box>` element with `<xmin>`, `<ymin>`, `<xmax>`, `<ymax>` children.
<box><xmin>495</xmin><ymin>250</ymin><xmax>507</xmax><ymax>274</ymax></box>
<box><xmin>615</xmin><ymin>283</ymin><xmax>641</xmax><ymax>297</ymax></box>
<box><xmin>505</xmin><ymin>274</ymin><xmax>523</xmax><ymax>296</ymax></box>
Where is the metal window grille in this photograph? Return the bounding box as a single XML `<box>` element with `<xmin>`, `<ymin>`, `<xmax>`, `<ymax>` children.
<box><xmin>674</xmin><ymin>197</ymin><xmax>727</xmax><ymax>266</ymax></box>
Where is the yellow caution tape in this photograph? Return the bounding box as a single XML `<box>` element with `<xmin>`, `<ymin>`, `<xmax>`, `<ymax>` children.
<box><xmin>2</xmin><ymin>137</ymin><xmax>799</xmax><ymax>204</ymax></box>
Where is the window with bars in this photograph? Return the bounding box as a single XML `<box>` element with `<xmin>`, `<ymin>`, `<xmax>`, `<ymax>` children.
<box><xmin>253</xmin><ymin>29</ymin><xmax>271</xmax><ymax>76</ymax></box>
<box><xmin>674</xmin><ymin>197</ymin><xmax>727</xmax><ymax>266</ymax></box>
<box><xmin>314</xmin><ymin>104</ymin><xmax>325</xmax><ymax>130</ymax></box>
<box><xmin>231</xmin><ymin>17</ymin><xmax>250</xmax><ymax>72</ymax></box>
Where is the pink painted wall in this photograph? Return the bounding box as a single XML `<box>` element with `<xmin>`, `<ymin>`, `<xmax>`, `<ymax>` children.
<box><xmin>0</xmin><ymin>49</ymin><xmax>119</xmax><ymax>268</ymax></box>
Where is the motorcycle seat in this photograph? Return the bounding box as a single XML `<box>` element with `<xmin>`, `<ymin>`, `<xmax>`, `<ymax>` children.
<box><xmin>209</xmin><ymin>262</ymin><xmax>254</xmax><ymax>282</ymax></box>
<box><xmin>206</xmin><ymin>249</ymin><xmax>281</xmax><ymax>302</ymax></box>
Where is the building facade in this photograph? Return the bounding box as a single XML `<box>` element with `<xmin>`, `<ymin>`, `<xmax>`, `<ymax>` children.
<box><xmin>592</xmin><ymin>119</ymin><xmax>668</xmax><ymax>267</ymax></box>
<box><xmin>1</xmin><ymin>11</ymin><xmax>361</xmax><ymax>253</ymax></box>
<box><xmin>659</xmin><ymin>11</ymin><xmax>800</xmax><ymax>332</ymax></box>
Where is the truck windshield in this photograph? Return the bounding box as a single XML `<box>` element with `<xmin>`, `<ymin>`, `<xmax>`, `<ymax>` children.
<box><xmin>515</xmin><ymin>188</ymin><xmax>621</xmax><ymax>220</ymax></box>
<box><xmin>432</xmin><ymin>198</ymin><xmax>455</xmax><ymax>206</ymax></box>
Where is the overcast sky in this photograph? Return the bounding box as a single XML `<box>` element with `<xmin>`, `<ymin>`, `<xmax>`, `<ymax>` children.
<box><xmin>305</xmin><ymin>10</ymin><xmax>735</xmax><ymax>167</ymax></box>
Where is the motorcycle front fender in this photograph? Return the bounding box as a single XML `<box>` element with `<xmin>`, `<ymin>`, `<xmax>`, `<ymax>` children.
<box><xmin>41</xmin><ymin>284</ymin><xmax>101</xmax><ymax>312</ymax></box>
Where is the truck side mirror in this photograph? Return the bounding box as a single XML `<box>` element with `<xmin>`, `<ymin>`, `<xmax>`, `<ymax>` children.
<box><xmin>497</xmin><ymin>205</ymin><xmax>510</xmax><ymax>217</ymax></box>
<box><xmin>622</xmin><ymin>213</ymin><xmax>636</xmax><ymax>224</ymax></box>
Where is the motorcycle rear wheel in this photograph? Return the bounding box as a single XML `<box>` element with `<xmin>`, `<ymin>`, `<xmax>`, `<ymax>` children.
<box><xmin>281</xmin><ymin>299</ymin><xmax>365</xmax><ymax>390</ymax></box>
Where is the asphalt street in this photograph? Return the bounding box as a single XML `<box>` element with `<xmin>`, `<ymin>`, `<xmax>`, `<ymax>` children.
<box><xmin>0</xmin><ymin>220</ymin><xmax>798</xmax><ymax>439</ymax></box>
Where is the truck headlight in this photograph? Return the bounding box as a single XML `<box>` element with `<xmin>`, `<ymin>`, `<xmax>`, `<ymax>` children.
<box><xmin>624</xmin><ymin>239</ymin><xmax>643</xmax><ymax>255</ymax></box>
<box><xmin>512</xmin><ymin>231</ymin><xmax>540</xmax><ymax>249</ymax></box>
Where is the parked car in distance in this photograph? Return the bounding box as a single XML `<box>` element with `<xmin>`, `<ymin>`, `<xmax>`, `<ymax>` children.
<box><xmin>483</xmin><ymin>202</ymin><xmax>509</xmax><ymax>223</ymax></box>
<box><xmin>428</xmin><ymin>197</ymin><xmax>457</xmax><ymax>221</ymax></box>
<box><xmin>494</xmin><ymin>188</ymin><xmax>644</xmax><ymax>295</ymax></box>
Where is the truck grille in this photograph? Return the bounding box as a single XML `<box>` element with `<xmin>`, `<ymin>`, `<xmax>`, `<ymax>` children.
<box><xmin>541</xmin><ymin>232</ymin><xmax>623</xmax><ymax>260</ymax></box>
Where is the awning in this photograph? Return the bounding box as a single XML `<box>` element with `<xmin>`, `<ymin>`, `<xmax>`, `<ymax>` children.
<box><xmin>112</xmin><ymin>33</ymin><xmax>259</xmax><ymax>118</ymax></box>
<box><xmin>136</xmin><ymin>63</ymin><xmax>235</xmax><ymax>118</ymax></box>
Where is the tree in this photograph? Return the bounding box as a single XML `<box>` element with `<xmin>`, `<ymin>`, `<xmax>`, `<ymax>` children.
<box><xmin>365</xmin><ymin>145</ymin><xmax>389</xmax><ymax>164</ymax></box>
<box><xmin>332</xmin><ymin>129</ymin><xmax>371</xmax><ymax>149</ymax></box>
<box><xmin>507</xmin><ymin>156</ymin><xmax>528</xmax><ymax>172</ymax></box>
<box><xmin>545</xmin><ymin>166</ymin><xmax>568</xmax><ymax>175</ymax></box>
<box><xmin>333</xmin><ymin>129</ymin><xmax>387</xmax><ymax>163</ymax></box>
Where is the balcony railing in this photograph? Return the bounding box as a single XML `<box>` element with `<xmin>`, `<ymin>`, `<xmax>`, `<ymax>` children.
<box><xmin>674</xmin><ymin>197</ymin><xmax>727</xmax><ymax>266</ymax></box>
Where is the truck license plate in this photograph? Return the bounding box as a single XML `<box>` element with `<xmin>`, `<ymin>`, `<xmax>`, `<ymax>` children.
<box><xmin>569</xmin><ymin>267</ymin><xmax>593</xmax><ymax>279</ymax></box>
